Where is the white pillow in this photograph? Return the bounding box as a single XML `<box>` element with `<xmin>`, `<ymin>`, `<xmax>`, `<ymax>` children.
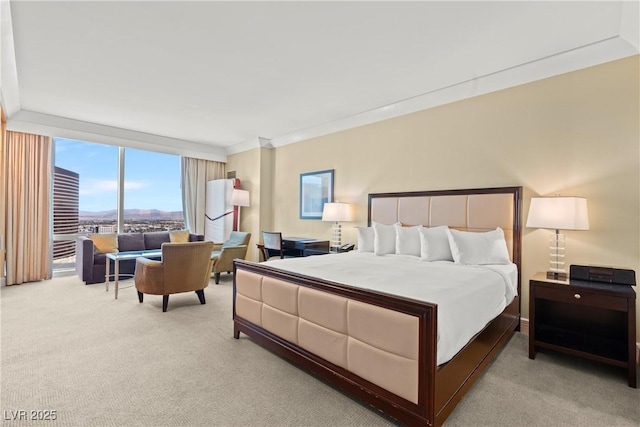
<box><xmin>355</xmin><ymin>227</ymin><xmax>374</xmax><ymax>252</ymax></box>
<box><xmin>447</xmin><ymin>227</ymin><xmax>511</xmax><ymax>265</ymax></box>
<box><xmin>372</xmin><ymin>222</ymin><xmax>398</xmax><ymax>255</ymax></box>
<box><xmin>419</xmin><ymin>226</ymin><xmax>454</xmax><ymax>262</ymax></box>
<box><xmin>395</xmin><ymin>224</ymin><xmax>421</xmax><ymax>257</ymax></box>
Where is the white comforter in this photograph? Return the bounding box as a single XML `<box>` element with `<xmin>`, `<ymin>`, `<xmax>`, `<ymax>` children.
<box><xmin>264</xmin><ymin>252</ymin><xmax>518</xmax><ymax>365</ymax></box>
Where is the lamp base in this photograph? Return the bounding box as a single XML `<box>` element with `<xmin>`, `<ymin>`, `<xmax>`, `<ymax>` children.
<box><xmin>331</xmin><ymin>223</ymin><xmax>342</xmax><ymax>248</ymax></box>
<box><xmin>546</xmin><ymin>271</ymin><xmax>568</xmax><ymax>281</ymax></box>
<box><xmin>547</xmin><ymin>231</ymin><xmax>566</xmax><ymax>281</ymax></box>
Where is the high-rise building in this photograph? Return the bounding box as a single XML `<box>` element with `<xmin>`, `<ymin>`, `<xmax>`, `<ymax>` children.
<box><xmin>53</xmin><ymin>166</ymin><xmax>79</xmax><ymax>260</ymax></box>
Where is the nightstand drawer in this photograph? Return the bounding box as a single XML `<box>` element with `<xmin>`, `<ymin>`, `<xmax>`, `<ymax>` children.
<box><xmin>535</xmin><ymin>286</ymin><xmax>628</xmax><ymax>311</ymax></box>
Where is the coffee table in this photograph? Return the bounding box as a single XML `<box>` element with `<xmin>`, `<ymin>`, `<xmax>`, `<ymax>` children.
<box><xmin>105</xmin><ymin>250</ymin><xmax>161</xmax><ymax>299</ymax></box>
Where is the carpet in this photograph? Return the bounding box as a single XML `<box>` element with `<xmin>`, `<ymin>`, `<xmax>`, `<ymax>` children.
<box><xmin>1</xmin><ymin>275</ymin><xmax>638</xmax><ymax>426</ymax></box>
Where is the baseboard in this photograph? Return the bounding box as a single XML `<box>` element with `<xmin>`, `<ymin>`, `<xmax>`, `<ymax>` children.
<box><xmin>520</xmin><ymin>317</ymin><xmax>529</xmax><ymax>336</ymax></box>
<box><xmin>520</xmin><ymin>317</ymin><xmax>640</xmax><ymax>366</ymax></box>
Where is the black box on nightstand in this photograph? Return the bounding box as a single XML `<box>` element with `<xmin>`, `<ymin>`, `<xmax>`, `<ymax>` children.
<box><xmin>569</xmin><ymin>265</ymin><xmax>636</xmax><ymax>286</ymax></box>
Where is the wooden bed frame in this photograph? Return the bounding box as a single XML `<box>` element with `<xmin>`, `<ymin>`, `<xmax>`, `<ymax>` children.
<box><xmin>233</xmin><ymin>186</ymin><xmax>522</xmax><ymax>426</ymax></box>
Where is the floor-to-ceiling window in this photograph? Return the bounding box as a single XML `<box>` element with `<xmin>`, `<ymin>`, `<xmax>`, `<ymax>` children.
<box><xmin>53</xmin><ymin>139</ymin><xmax>118</xmax><ymax>272</ymax></box>
<box><xmin>52</xmin><ymin>138</ymin><xmax>184</xmax><ymax>274</ymax></box>
<box><xmin>123</xmin><ymin>148</ymin><xmax>184</xmax><ymax>233</ymax></box>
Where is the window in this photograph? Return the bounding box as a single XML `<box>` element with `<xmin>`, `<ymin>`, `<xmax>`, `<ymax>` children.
<box><xmin>123</xmin><ymin>148</ymin><xmax>184</xmax><ymax>233</ymax></box>
<box><xmin>52</xmin><ymin>139</ymin><xmax>184</xmax><ymax>274</ymax></box>
<box><xmin>53</xmin><ymin>139</ymin><xmax>118</xmax><ymax>272</ymax></box>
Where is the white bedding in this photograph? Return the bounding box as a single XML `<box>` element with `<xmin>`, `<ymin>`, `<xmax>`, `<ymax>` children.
<box><xmin>264</xmin><ymin>252</ymin><xmax>518</xmax><ymax>365</ymax></box>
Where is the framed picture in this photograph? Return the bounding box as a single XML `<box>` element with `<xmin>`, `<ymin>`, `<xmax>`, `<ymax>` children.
<box><xmin>299</xmin><ymin>169</ymin><xmax>334</xmax><ymax>219</ymax></box>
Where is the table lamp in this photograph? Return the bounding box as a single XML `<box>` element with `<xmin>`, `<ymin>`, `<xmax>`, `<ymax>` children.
<box><xmin>322</xmin><ymin>202</ymin><xmax>353</xmax><ymax>251</ymax></box>
<box><xmin>526</xmin><ymin>196</ymin><xmax>589</xmax><ymax>279</ymax></box>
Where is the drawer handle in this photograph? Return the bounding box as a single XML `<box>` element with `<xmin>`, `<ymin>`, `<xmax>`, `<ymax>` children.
<box><xmin>574</xmin><ymin>293</ymin><xmax>581</xmax><ymax>299</ymax></box>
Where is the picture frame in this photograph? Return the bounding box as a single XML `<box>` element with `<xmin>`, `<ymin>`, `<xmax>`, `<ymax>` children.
<box><xmin>299</xmin><ymin>169</ymin><xmax>334</xmax><ymax>219</ymax></box>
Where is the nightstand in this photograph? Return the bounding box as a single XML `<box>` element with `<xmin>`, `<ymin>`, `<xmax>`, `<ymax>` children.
<box><xmin>529</xmin><ymin>272</ymin><xmax>636</xmax><ymax>387</ymax></box>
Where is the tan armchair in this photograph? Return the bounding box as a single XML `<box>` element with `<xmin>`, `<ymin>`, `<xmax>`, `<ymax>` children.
<box><xmin>211</xmin><ymin>231</ymin><xmax>251</xmax><ymax>284</ymax></box>
<box><xmin>134</xmin><ymin>241</ymin><xmax>214</xmax><ymax>312</ymax></box>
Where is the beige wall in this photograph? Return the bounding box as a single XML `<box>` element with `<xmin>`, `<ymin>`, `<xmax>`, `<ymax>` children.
<box><xmin>228</xmin><ymin>55</ymin><xmax>640</xmax><ymax>338</ymax></box>
<box><xmin>226</xmin><ymin>147</ymin><xmax>275</xmax><ymax>262</ymax></box>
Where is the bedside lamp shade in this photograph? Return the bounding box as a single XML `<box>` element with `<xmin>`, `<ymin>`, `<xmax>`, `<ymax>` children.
<box><xmin>322</xmin><ymin>202</ymin><xmax>352</xmax><ymax>223</ymax></box>
<box><xmin>526</xmin><ymin>197</ymin><xmax>589</xmax><ymax>231</ymax></box>
<box><xmin>322</xmin><ymin>202</ymin><xmax>353</xmax><ymax>249</ymax></box>
<box><xmin>526</xmin><ymin>196</ymin><xmax>589</xmax><ymax>279</ymax></box>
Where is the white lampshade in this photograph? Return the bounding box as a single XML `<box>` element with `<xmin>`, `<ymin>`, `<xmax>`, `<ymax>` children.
<box><xmin>230</xmin><ymin>189</ymin><xmax>250</xmax><ymax>207</ymax></box>
<box><xmin>526</xmin><ymin>197</ymin><xmax>589</xmax><ymax>231</ymax></box>
<box><xmin>322</xmin><ymin>202</ymin><xmax>353</xmax><ymax>222</ymax></box>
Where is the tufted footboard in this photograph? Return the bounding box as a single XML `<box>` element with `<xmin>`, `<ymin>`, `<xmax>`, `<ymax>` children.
<box><xmin>233</xmin><ymin>260</ymin><xmax>438</xmax><ymax>426</ymax></box>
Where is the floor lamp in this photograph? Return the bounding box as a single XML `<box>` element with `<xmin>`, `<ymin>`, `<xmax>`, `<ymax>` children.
<box><xmin>322</xmin><ymin>202</ymin><xmax>353</xmax><ymax>251</ymax></box>
<box><xmin>231</xmin><ymin>189</ymin><xmax>250</xmax><ymax>231</ymax></box>
<box><xmin>526</xmin><ymin>196</ymin><xmax>589</xmax><ymax>280</ymax></box>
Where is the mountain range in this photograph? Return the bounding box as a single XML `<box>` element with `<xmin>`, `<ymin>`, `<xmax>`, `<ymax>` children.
<box><xmin>79</xmin><ymin>209</ymin><xmax>184</xmax><ymax>221</ymax></box>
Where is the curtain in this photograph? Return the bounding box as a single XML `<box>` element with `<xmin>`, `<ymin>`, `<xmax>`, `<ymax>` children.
<box><xmin>180</xmin><ymin>157</ymin><xmax>225</xmax><ymax>235</ymax></box>
<box><xmin>1</xmin><ymin>130</ymin><xmax>53</xmax><ymax>285</ymax></box>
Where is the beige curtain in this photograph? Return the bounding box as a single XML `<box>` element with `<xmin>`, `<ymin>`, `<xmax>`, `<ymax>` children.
<box><xmin>1</xmin><ymin>130</ymin><xmax>53</xmax><ymax>285</ymax></box>
<box><xmin>180</xmin><ymin>157</ymin><xmax>225</xmax><ymax>235</ymax></box>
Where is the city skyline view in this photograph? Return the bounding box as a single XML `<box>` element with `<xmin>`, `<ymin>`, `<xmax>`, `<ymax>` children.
<box><xmin>52</xmin><ymin>139</ymin><xmax>185</xmax><ymax>266</ymax></box>
<box><xmin>54</xmin><ymin>138</ymin><xmax>183</xmax><ymax>213</ymax></box>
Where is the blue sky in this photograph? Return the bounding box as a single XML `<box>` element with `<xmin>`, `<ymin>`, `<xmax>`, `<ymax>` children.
<box><xmin>54</xmin><ymin>138</ymin><xmax>182</xmax><ymax>212</ymax></box>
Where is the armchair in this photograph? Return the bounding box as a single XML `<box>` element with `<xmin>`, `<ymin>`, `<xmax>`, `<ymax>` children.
<box><xmin>211</xmin><ymin>231</ymin><xmax>251</xmax><ymax>284</ymax></box>
<box><xmin>134</xmin><ymin>241</ymin><xmax>214</xmax><ymax>312</ymax></box>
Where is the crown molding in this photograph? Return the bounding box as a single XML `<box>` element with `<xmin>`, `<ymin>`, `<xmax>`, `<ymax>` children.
<box><xmin>7</xmin><ymin>110</ymin><xmax>227</xmax><ymax>162</ymax></box>
<box><xmin>268</xmin><ymin>35</ymin><xmax>638</xmax><ymax>148</ymax></box>
<box><xmin>620</xmin><ymin>1</ymin><xmax>639</xmax><ymax>52</ymax></box>
<box><xmin>226</xmin><ymin>136</ymin><xmax>273</xmax><ymax>156</ymax></box>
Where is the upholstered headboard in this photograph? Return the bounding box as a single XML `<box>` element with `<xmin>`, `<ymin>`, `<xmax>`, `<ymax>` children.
<box><xmin>368</xmin><ymin>186</ymin><xmax>522</xmax><ymax>268</ymax></box>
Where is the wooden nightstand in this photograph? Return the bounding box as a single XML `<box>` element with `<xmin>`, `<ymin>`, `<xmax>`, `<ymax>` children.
<box><xmin>529</xmin><ymin>272</ymin><xmax>637</xmax><ymax>388</ymax></box>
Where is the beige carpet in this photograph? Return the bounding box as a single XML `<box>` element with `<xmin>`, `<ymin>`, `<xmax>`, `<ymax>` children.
<box><xmin>1</xmin><ymin>275</ymin><xmax>638</xmax><ymax>427</ymax></box>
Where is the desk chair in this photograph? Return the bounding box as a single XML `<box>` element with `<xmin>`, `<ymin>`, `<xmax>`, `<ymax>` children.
<box><xmin>261</xmin><ymin>231</ymin><xmax>290</xmax><ymax>261</ymax></box>
<box><xmin>261</xmin><ymin>231</ymin><xmax>284</xmax><ymax>261</ymax></box>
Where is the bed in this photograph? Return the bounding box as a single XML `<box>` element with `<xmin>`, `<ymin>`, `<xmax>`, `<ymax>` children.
<box><xmin>233</xmin><ymin>186</ymin><xmax>522</xmax><ymax>426</ymax></box>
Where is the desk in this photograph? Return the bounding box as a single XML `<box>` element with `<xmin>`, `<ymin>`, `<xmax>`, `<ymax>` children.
<box><xmin>283</xmin><ymin>237</ymin><xmax>330</xmax><ymax>256</ymax></box>
<box><xmin>259</xmin><ymin>237</ymin><xmax>330</xmax><ymax>260</ymax></box>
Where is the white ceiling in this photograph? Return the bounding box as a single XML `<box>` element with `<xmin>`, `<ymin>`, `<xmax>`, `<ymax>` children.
<box><xmin>1</xmin><ymin>1</ymin><xmax>638</xmax><ymax>161</ymax></box>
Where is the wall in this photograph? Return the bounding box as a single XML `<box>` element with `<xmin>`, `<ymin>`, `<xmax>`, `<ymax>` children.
<box><xmin>228</xmin><ymin>55</ymin><xmax>640</xmax><ymax>338</ymax></box>
<box><xmin>226</xmin><ymin>147</ymin><xmax>275</xmax><ymax>262</ymax></box>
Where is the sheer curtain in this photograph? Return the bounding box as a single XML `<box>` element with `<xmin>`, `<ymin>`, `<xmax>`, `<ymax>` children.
<box><xmin>180</xmin><ymin>157</ymin><xmax>225</xmax><ymax>235</ymax></box>
<box><xmin>1</xmin><ymin>130</ymin><xmax>53</xmax><ymax>285</ymax></box>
